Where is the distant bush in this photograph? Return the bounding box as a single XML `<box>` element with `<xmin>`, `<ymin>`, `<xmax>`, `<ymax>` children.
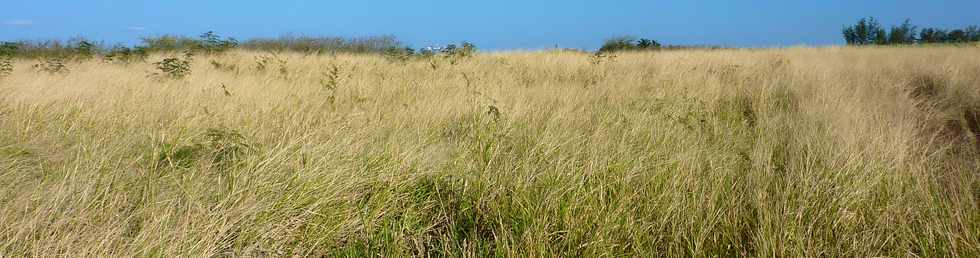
<box><xmin>596</xmin><ymin>36</ymin><xmax>719</xmax><ymax>53</ymax></box>
<box><xmin>442</xmin><ymin>42</ymin><xmax>477</xmax><ymax>57</ymax></box>
<box><xmin>241</xmin><ymin>35</ymin><xmax>404</xmax><ymax>54</ymax></box>
<box><xmin>3</xmin><ymin>33</ymin><xmax>413</xmax><ymax>59</ymax></box>
<box><xmin>74</xmin><ymin>40</ymin><xmax>97</xmax><ymax>60</ymax></box>
<box><xmin>919</xmin><ymin>26</ymin><xmax>980</xmax><ymax>44</ymax></box>
<box><xmin>196</xmin><ymin>31</ymin><xmax>238</xmax><ymax>54</ymax></box>
<box><xmin>0</xmin><ymin>42</ymin><xmax>17</xmax><ymax>57</ymax></box>
<box><xmin>140</xmin><ymin>31</ymin><xmax>237</xmax><ymax>55</ymax></box>
<box><xmin>383</xmin><ymin>47</ymin><xmax>416</xmax><ymax>63</ymax></box>
<box><xmin>415</xmin><ymin>41</ymin><xmax>479</xmax><ymax>65</ymax></box>
<box><xmin>659</xmin><ymin>45</ymin><xmax>727</xmax><ymax>51</ymax></box>
<box><xmin>152</xmin><ymin>51</ymin><xmax>193</xmax><ymax>79</ymax></box>
<box><xmin>598</xmin><ymin>36</ymin><xmax>661</xmax><ymax>53</ymax></box>
<box><xmin>0</xmin><ymin>38</ymin><xmax>104</xmax><ymax>59</ymax></box>
<box><xmin>139</xmin><ymin>35</ymin><xmax>201</xmax><ymax>52</ymax></box>
<box><xmin>0</xmin><ymin>31</ymin><xmax>234</xmax><ymax>60</ymax></box>
<box><xmin>103</xmin><ymin>45</ymin><xmax>148</xmax><ymax>64</ymax></box>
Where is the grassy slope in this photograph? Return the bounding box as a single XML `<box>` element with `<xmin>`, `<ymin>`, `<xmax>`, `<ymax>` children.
<box><xmin>0</xmin><ymin>47</ymin><xmax>978</xmax><ymax>256</ymax></box>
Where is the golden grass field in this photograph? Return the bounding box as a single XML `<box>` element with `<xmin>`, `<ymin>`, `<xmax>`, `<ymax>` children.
<box><xmin>0</xmin><ymin>46</ymin><xmax>978</xmax><ymax>256</ymax></box>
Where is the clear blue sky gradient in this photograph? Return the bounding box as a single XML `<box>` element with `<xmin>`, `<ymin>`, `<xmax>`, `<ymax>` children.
<box><xmin>3</xmin><ymin>0</ymin><xmax>980</xmax><ymax>50</ymax></box>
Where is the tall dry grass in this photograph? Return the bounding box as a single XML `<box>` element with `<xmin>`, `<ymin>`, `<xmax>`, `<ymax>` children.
<box><xmin>0</xmin><ymin>46</ymin><xmax>978</xmax><ymax>256</ymax></box>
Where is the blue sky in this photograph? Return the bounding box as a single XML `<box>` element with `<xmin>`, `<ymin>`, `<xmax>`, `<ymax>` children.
<box><xmin>2</xmin><ymin>0</ymin><xmax>980</xmax><ymax>50</ymax></box>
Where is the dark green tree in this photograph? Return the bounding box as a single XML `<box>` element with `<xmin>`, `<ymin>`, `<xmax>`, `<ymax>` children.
<box><xmin>843</xmin><ymin>18</ymin><xmax>869</xmax><ymax>45</ymax></box>
<box><xmin>887</xmin><ymin>19</ymin><xmax>917</xmax><ymax>45</ymax></box>
<box><xmin>919</xmin><ymin>28</ymin><xmax>948</xmax><ymax>43</ymax></box>
<box><xmin>843</xmin><ymin>17</ymin><xmax>885</xmax><ymax>45</ymax></box>
<box><xmin>198</xmin><ymin>31</ymin><xmax>238</xmax><ymax>54</ymax></box>
<box><xmin>636</xmin><ymin>38</ymin><xmax>662</xmax><ymax>49</ymax></box>
<box><xmin>74</xmin><ymin>40</ymin><xmax>97</xmax><ymax>59</ymax></box>
<box><xmin>946</xmin><ymin>29</ymin><xmax>968</xmax><ymax>42</ymax></box>
<box><xmin>599</xmin><ymin>36</ymin><xmax>637</xmax><ymax>52</ymax></box>
<box><xmin>967</xmin><ymin>26</ymin><xmax>980</xmax><ymax>41</ymax></box>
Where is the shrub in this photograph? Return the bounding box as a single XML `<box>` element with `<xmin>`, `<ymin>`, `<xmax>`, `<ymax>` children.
<box><xmin>598</xmin><ymin>36</ymin><xmax>661</xmax><ymax>53</ymax></box>
<box><xmin>320</xmin><ymin>64</ymin><xmax>342</xmax><ymax>91</ymax></box>
<box><xmin>460</xmin><ymin>42</ymin><xmax>477</xmax><ymax>56</ymax></box>
<box><xmin>152</xmin><ymin>51</ymin><xmax>193</xmax><ymax>79</ymax></box>
<box><xmin>196</xmin><ymin>31</ymin><xmax>238</xmax><ymax>55</ymax></box>
<box><xmin>241</xmin><ymin>35</ymin><xmax>404</xmax><ymax>54</ymax></box>
<box><xmin>140</xmin><ymin>35</ymin><xmax>202</xmax><ymax>53</ymax></box>
<box><xmin>0</xmin><ymin>38</ymin><xmax>103</xmax><ymax>59</ymax></box>
<box><xmin>73</xmin><ymin>40</ymin><xmax>97</xmax><ymax>60</ymax></box>
<box><xmin>203</xmin><ymin>128</ymin><xmax>254</xmax><ymax>168</ymax></box>
<box><xmin>636</xmin><ymin>38</ymin><xmax>662</xmax><ymax>49</ymax></box>
<box><xmin>599</xmin><ymin>36</ymin><xmax>633</xmax><ymax>53</ymax></box>
<box><xmin>441</xmin><ymin>42</ymin><xmax>476</xmax><ymax>57</ymax></box>
<box><xmin>441</xmin><ymin>44</ymin><xmax>458</xmax><ymax>56</ymax></box>
<box><xmin>383</xmin><ymin>47</ymin><xmax>415</xmax><ymax>63</ymax></box>
<box><xmin>318</xmin><ymin>64</ymin><xmax>348</xmax><ymax>105</ymax></box>
<box><xmin>438</xmin><ymin>42</ymin><xmax>478</xmax><ymax>65</ymax></box>
<box><xmin>0</xmin><ymin>42</ymin><xmax>18</xmax><ymax>57</ymax></box>
<box><xmin>138</xmin><ymin>31</ymin><xmax>237</xmax><ymax>55</ymax></box>
<box><xmin>103</xmin><ymin>45</ymin><xmax>148</xmax><ymax>64</ymax></box>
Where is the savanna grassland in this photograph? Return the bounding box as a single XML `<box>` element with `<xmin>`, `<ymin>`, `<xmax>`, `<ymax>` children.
<box><xmin>0</xmin><ymin>46</ymin><xmax>978</xmax><ymax>256</ymax></box>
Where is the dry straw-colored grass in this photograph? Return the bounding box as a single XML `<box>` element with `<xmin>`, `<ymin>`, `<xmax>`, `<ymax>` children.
<box><xmin>0</xmin><ymin>46</ymin><xmax>978</xmax><ymax>256</ymax></box>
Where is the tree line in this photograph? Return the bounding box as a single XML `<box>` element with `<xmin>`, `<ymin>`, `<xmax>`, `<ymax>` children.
<box><xmin>843</xmin><ymin>17</ymin><xmax>980</xmax><ymax>45</ymax></box>
<box><xmin>3</xmin><ymin>19</ymin><xmax>979</xmax><ymax>59</ymax></box>
<box><xmin>0</xmin><ymin>32</ymin><xmax>416</xmax><ymax>59</ymax></box>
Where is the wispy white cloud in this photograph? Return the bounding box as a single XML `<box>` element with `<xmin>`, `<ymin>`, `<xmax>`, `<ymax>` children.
<box><xmin>126</xmin><ymin>26</ymin><xmax>146</xmax><ymax>31</ymax></box>
<box><xmin>3</xmin><ymin>19</ymin><xmax>34</xmax><ymax>26</ymax></box>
